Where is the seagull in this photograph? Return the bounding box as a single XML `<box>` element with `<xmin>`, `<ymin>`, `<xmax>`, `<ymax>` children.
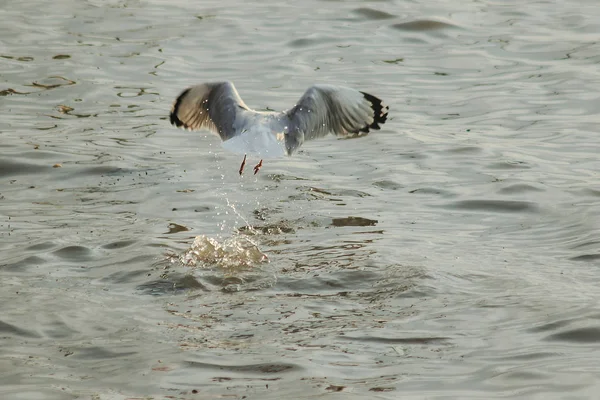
<box><xmin>169</xmin><ymin>82</ymin><xmax>389</xmax><ymax>175</ymax></box>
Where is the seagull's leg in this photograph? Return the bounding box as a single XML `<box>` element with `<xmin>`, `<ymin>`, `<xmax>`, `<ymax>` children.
<box><xmin>253</xmin><ymin>159</ymin><xmax>263</xmax><ymax>175</ymax></box>
<box><xmin>239</xmin><ymin>154</ymin><xmax>247</xmax><ymax>176</ymax></box>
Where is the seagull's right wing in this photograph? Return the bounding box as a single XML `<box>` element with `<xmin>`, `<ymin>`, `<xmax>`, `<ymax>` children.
<box><xmin>170</xmin><ymin>81</ymin><xmax>250</xmax><ymax>141</ymax></box>
<box><xmin>284</xmin><ymin>84</ymin><xmax>389</xmax><ymax>152</ymax></box>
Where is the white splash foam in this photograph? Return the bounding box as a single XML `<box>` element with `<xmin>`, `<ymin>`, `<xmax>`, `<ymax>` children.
<box><xmin>179</xmin><ymin>235</ymin><xmax>268</xmax><ymax>271</ymax></box>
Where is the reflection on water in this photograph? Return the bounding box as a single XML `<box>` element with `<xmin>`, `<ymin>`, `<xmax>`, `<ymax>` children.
<box><xmin>2</xmin><ymin>0</ymin><xmax>600</xmax><ymax>398</ymax></box>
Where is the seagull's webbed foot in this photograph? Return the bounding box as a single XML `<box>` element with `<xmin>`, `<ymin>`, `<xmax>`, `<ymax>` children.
<box><xmin>239</xmin><ymin>154</ymin><xmax>247</xmax><ymax>176</ymax></box>
<box><xmin>253</xmin><ymin>159</ymin><xmax>263</xmax><ymax>175</ymax></box>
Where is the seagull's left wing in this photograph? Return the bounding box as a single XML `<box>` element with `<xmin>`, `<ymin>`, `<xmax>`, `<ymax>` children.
<box><xmin>170</xmin><ymin>81</ymin><xmax>250</xmax><ymax>141</ymax></box>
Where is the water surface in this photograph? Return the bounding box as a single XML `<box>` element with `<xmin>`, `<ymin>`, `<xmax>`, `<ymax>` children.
<box><xmin>2</xmin><ymin>0</ymin><xmax>600</xmax><ymax>398</ymax></box>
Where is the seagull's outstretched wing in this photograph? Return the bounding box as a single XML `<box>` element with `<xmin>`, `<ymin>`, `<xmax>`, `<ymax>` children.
<box><xmin>170</xmin><ymin>81</ymin><xmax>250</xmax><ymax>141</ymax></box>
<box><xmin>283</xmin><ymin>84</ymin><xmax>389</xmax><ymax>154</ymax></box>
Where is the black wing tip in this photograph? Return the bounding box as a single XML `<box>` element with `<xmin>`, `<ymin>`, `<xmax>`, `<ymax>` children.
<box><xmin>360</xmin><ymin>91</ymin><xmax>389</xmax><ymax>133</ymax></box>
<box><xmin>169</xmin><ymin>88</ymin><xmax>192</xmax><ymax>128</ymax></box>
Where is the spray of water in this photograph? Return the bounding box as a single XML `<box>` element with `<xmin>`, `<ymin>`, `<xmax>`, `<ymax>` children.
<box><xmin>179</xmin><ymin>156</ymin><xmax>267</xmax><ymax>272</ymax></box>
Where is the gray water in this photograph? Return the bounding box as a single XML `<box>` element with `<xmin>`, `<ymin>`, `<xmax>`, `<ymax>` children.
<box><xmin>2</xmin><ymin>0</ymin><xmax>600</xmax><ymax>398</ymax></box>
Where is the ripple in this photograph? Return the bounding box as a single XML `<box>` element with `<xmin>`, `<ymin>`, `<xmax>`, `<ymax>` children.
<box><xmin>569</xmin><ymin>254</ymin><xmax>600</xmax><ymax>262</ymax></box>
<box><xmin>0</xmin><ymin>88</ymin><xmax>29</xmax><ymax>96</ymax></box>
<box><xmin>382</xmin><ymin>57</ymin><xmax>404</xmax><ymax>64</ymax></box>
<box><xmin>529</xmin><ymin>319</ymin><xmax>574</xmax><ymax>333</ymax></box>
<box><xmin>497</xmin><ymin>183</ymin><xmax>545</xmax><ymax>194</ymax></box>
<box><xmin>487</xmin><ymin>161</ymin><xmax>533</xmax><ymax>170</ymax></box>
<box><xmin>444</xmin><ymin>199</ymin><xmax>539</xmax><ymax>213</ymax></box>
<box><xmin>391</xmin><ymin>19</ymin><xmax>459</xmax><ymax>31</ymax></box>
<box><xmin>581</xmin><ymin>188</ymin><xmax>600</xmax><ymax>198</ymax></box>
<box><xmin>0</xmin><ymin>160</ymin><xmax>47</xmax><ymax>177</ymax></box>
<box><xmin>1</xmin><ymin>54</ymin><xmax>34</xmax><ymax>62</ymax></box>
<box><xmin>340</xmin><ymin>334</ymin><xmax>448</xmax><ymax>344</ymax></box>
<box><xmin>277</xmin><ymin>268</ymin><xmax>381</xmax><ymax>293</ymax></box>
<box><xmin>137</xmin><ymin>274</ymin><xmax>207</xmax><ymax>295</ymax></box>
<box><xmin>185</xmin><ymin>360</ymin><xmax>300</xmax><ymax>374</ymax></box>
<box><xmin>101</xmin><ymin>239</ymin><xmax>137</xmax><ymax>250</ymax></box>
<box><xmin>308</xmin><ymin>187</ymin><xmax>371</xmax><ymax>198</ymax></box>
<box><xmin>42</xmin><ymin>319</ymin><xmax>79</xmax><ymax>339</ymax></box>
<box><xmin>52</xmin><ymin>245</ymin><xmax>93</xmax><ymax>261</ymax></box>
<box><xmin>351</xmin><ymin>8</ymin><xmax>397</xmax><ymax>21</ymax></box>
<box><xmin>25</xmin><ymin>242</ymin><xmax>56</xmax><ymax>251</ymax></box>
<box><xmin>70</xmin><ymin>346</ymin><xmax>137</xmax><ymax>360</ymax></box>
<box><xmin>409</xmin><ymin>187</ymin><xmax>456</xmax><ymax>197</ymax></box>
<box><xmin>287</xmin><ymin>37</ymin><xmax>335</xmax><ymax>48</ymax></box>
<box><xmin>267</xmin><ymin>173</ymin><xmax>310</xmax><ymax>182</ymax></box>
<box><xmin>27</xmin><ymin>75</ymin><xmax>76</xmax><ymax>90</ymax></box>
<box><xmin>0</xmin><ymin>320</ymin><xmax>40</xmax><ymax>338</ymax></box>
<box><xmin>446</xmin><ymin>146</ymin><xmax>483</xmax><ymax>154</ymax></box>
<box><xmin>238</xmin><ymin>223</ymin><xmax>295</xmax><ymax>235</ymax></box>
<box><xmin>103</xmin><ymin>267</ymin><xmax>152</xmax><ymax>285</ymax></box>
<box><xmin>1</xmin><ymin>256</ymin><xmax>46</xmax><ymax>272</ymax></box>
<box><xmin>14</xmin><ymin>150</ymin><xmax>61</xmax><ymax>161</ymax></box>
<box><xmin>373</xmin><ymin>180</ymin><xmax>404</xmax><ymax>190</ymax></box>
<box><xmin>545</xmin><ymin>327</ymin><xmax>600</xmax><ymax>343</ymax></box>
<box><xmin>165</xmin><ymin>223</ymin><xmax>190</xmax><ymax>234</ymax></box>
<box><xmin>493</xmin><ymin>351</ymin><xmax>558</xmax><ymax>362</ymax></box>
<box><xmin>331</xmin><ymin>216</ymin><xmax>378</xmax><ymax>227</ymax></box>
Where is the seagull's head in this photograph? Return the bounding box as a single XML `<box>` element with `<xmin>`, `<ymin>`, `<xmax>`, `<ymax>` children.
<box><xmin>284</xmin><ymin>129</ymin><xmax>304</xmax><ymax>156</ymax></box>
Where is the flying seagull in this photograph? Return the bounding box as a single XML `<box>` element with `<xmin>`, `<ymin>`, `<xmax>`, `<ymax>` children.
<box><xmin>169</xmin><ymin>82</ymin><xmax>389</xmax><ymax>175</ymax></box>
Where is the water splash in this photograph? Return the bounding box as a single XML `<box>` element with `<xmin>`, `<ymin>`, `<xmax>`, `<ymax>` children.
<box><xmin>224</xmin><ymin>197</ymin><xmax>257</xmax><ymax>235</ymax></box>
<box><xmin>179</xmin><ymin>235</ymin><xmax>268</xmax><ymax>271</ymax></box>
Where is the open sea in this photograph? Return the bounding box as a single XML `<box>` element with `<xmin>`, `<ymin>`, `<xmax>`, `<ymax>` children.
<box><xmin>2</xmin><ymin>0</ymin><xmax>600</xmax><ymax>398</ymax></box>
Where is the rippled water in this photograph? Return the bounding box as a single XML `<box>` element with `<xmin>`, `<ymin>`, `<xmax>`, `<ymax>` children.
<box><xmin>2</xmin><ymin>0</ymin><xmax>600</xmax><ymax>398</ymax></box>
